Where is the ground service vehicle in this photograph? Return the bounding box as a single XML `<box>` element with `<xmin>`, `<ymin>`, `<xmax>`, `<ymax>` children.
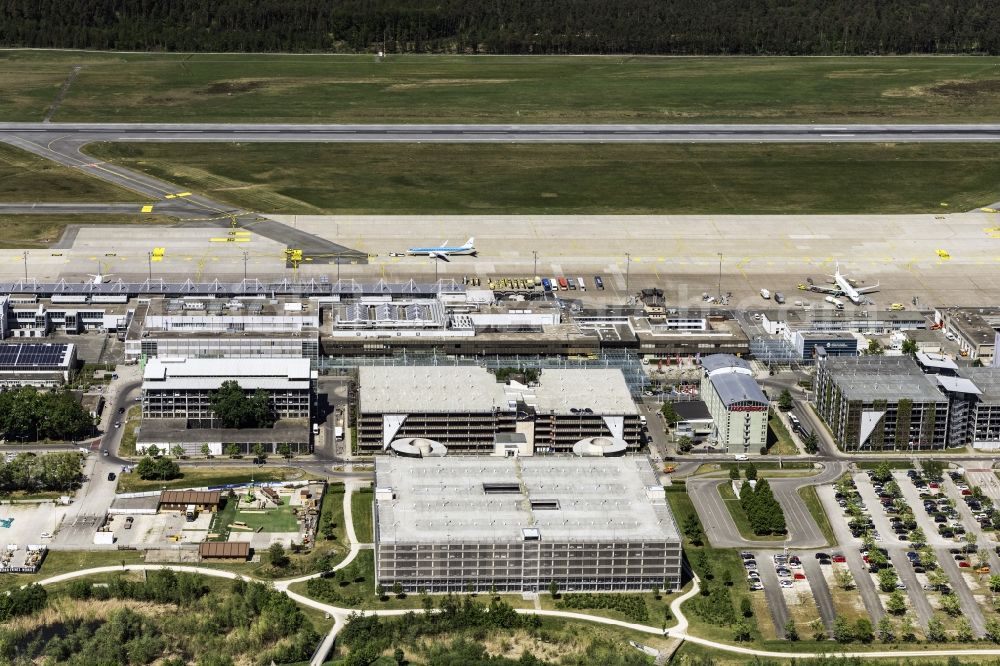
<box><xmin>577</xmin><ymin>277</ymin><xmax>587</xmax><ymax>291</ymax></box>
<box><xmin>774</xmin><ymin>292</ymin><xmax>785</xmax><ymax>304</ymax></box>
<box><xmin>760</xmin><ymin>288</ymin><xmax>771</xmax><ymax>299</ymax></box>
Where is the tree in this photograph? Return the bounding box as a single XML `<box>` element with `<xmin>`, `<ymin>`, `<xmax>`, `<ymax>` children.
<box><xmin>803</xmin><ymin>431</ymin><xmax>819</xmax><ymax>454</ymax></box>
<box><xmin>729</xmin><ymin>467</ymin><xmax>740</xmax><ymax>480</ymax></box>
<box><xmin>886</xmin><ymin>590</ymin><xmax>907</xmax><ymax>615</ymax></box>
<box><xmin>864</xmin><ymin>339</ymin><xmax>884</xmax><ymax>356</ymax></box>
<box><xmin>393</xmin><ymin>647</ymin><xmax>406</xmax><ymax>666</ymax></box>
<box><xmin>926</xmin><ymin>615</ymin><xmax>947</xmax><ymax>643</ymax></box>
<box><xmin>677</xmin><ymin>436</ymin><xmax>693</xmax><ymax>453</ymax></box>
<box><xmin>833</xmin><ymin>616</ymin><xmax>853</xmax><ymax>643</ymax></box>
<box><xmin>940</xmin><ymin>593</ymin><xmax>961</xmax><ymax>617</ymax></box>
<box><xmin>740</xmin><ymin>596</ymin><xmax>753</xmax><ymax>618</ymax></box>
<box><xmin>732</xmin><ymin>620</ymin><xmax>752</xmax><ymax>642</ymax></box>
<box><xmin>135</xmin><ymin>455</ymin><xmax>180</xmax><ymax>481</ymax></box>
<box><xmin>901</xmin><ymin>338</ymin><xmax>918</xmax><ymax>355</ymax></box>
<box><xmin>376</xmin><ymin>584</ymin><xmax>386</xmax><ymax>601</ymax></box>
<box><xmin>908</xmin><ymin>526</ymin><xmax>925</xmax><ymax>546</ymax></box>
<box><xmin>809</xmin><ymin>618</ymin><xmax>826</xmax><ymax>641</ymax></box>
<box><xmin>392</xmin><ymin>581</ymin><xmax>405</xmax><ymax>599</ymax></box>
<box><xmin>200</xmin><ymin>443</ymin><xmax>211</xmax><ymax>458</ymax></box>
<box><xmin>854</xmin><ymin>618</ymin><xmax>873</xmax><ymax>643</ymax></box>
<box><xmin>745</xmin><ymin>462</ymin><xmax>758</xmax><ymax>481</ymax></box>
<box><xmin>210</xmin><ymin>380</ymin><xmax>275</xmax><ymax>429</ymax></box>
<box><xmin>146</xmin><ymin>444</ymin><xmax>160</xmax><ymax>458</ymax></box>
<box><xmin>899</xmin><ymin>614</ymin><xmax>917</xmax><ymax>642</ymax></box>
<box><xmin>920</xmin><ymin>459</ymin><xmax>945</xmax><ymax>481</ymax></box>
<box><xmin>682</xmin><ymin>513</ymin><xmax>703</xmax><ymax>545</ymax></box>
<box><xmin>548</xmin><ymin>580</ymin><xmax>559</xmax><ymax>599</ymax></box>
<box><xmin>660</xmin><ymin>402</ymin><xmax>679</xmax><ymax>426</ymax></box>
<box><xmin>986</xmin><ymin>617</ymin><xmax>1000</xmax><ymax>643</ymax></box>
<box><xmin>783</xmin><ymin>618</ymin><xmax>798</xmax><ymax>641</ymax></box>
<box><xmin>835</xmin><ymin>567</ymin><xmax>855</xmax><ymax>591</ymax></box>
<box><xmin>778</xmin><ymin>389</ymin><xmax>793</xmax><ymax>411</ymax></box>
<box><xmin>872</xmin><ymin>461</ymin><xmax>893</xmax><ymax>484</ymax></box>
<box><xmin>224</xmin><ymin>443</ymin><xmax>240</xmax><ymax>458</ymax></box>
<box><xmin>989</xmin><ymin>575</ymin><xmax>1000</xmax><ymax>596</ymax></box>
<box><xmin>170</xmin><ymin>445</ymin><xmax>184</xmax><ymax>459</ymax></box>
<box><xmin>876</xmin><ymin>615</ymin><xmax>895</xmax><ymax>643</ymax></box>
<box><xmin>278</xmin><ymin>443</ymin><xmax>292</xmax><ymax>459</ymax></box>
<box><xmin>253</xmin><ymin>442</ymin><xmax>266</xmax><ymax>463</ymax></box>
<box><xmin>268</xmin><ymin>543</ymin><xmax>289</xmax><ymax>568</ymax></box>
<box><xmin>877</xmin><ymin>567</ymin><xmax>898</xmax><ymax>593</ymax></box>
<box><xmin>956</xmin><ymin>617</ymin><xmax>974</xmax><ymax>643</ymax></box>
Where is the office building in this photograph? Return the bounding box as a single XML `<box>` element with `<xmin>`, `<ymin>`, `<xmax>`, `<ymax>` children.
<box><xmin>699</xmin><ymin>354</ymin><xmax>769</xmax><ymax>454</ymax></box>
<box><xmin>141</xmin><ymin>357</ymin><xmax>314</xmax><ymax>426</ymax></box>
<box><xmin>0</xmin><ymin>342</ymin><xmax>76</xmax><ymax>387</ymax></box>
<box><xmin>373</xmin><ymin>456</ymin><xmax>682</xmax><ymax>593</ymax></box>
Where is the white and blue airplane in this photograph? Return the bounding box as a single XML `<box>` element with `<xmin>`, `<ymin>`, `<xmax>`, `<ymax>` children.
<box><xmin>809</xmin><ymin>262</ymin><xmax>879</xmax><ymax>305</ymax></box>
<box><xmin>407</xmin><ymin>238</ymin><xmax>476</xmax><ymax>261</ymax></box>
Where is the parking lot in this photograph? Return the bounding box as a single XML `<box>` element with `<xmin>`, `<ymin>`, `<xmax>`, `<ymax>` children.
<box><xmin>106</xmin><ymin>511</ymin><xmax>213</xmax><ymax>547</ymax></box>
<box><xmin>0</xmin><ymin>501</ymin><xmax>69</xmax><ymax>546</ymax></box>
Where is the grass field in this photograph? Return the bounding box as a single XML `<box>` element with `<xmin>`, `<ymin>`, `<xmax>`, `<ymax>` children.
<box><xmin>5</xmin><ymin>51</ymin><xmax>1000</xmax><ymax>124</ymax></box>
<box><xmin>766</xmin><ymin>415</ymin><xmax>799</xmax><ymax>456</ymax></box>
<box><xmin>797</xmin><ymin>485</ymin><xmax>836</xmax><ymax>548</ymax></box>
<box><xmin>115</xmin><ymin>465</ymin><xmax>307</xmax><ymax>493</ymax></box>
<box><xmin>718</xmin><ymin>482</ymin><xmax>787</xmax><ymax>542</ymax></box>
<box><xmin>0</xmin><ymin>143</ymin><xmax>144</xmax><ymax>203</ymax></box>
<box><xmin>234</xmin><ymin>497</ymin><xmax>299</xmax><ymax>533</ymax></box>
<box><xmin>664</xmin><ymin>485</ymin><xmax>763</xmax><ymax>643</ymax></box>
<box><xmin>88</xmin><ymin>142</ymin><xmax>1000</xmax><ymax>215</ymax></box>
<box><xmin>0</xmin><ymin>214</ymin><xmax>176</xmax><ymax>249</ymax></box>
<box><xmin>351</xmin><ymin>489</ymin><xmax>374</xmax><ymax>543</ymax></box>
<box><xmin>117</xmin><ymin>405</ymin><xmax>141</xmax><ymax>457</ymax></box>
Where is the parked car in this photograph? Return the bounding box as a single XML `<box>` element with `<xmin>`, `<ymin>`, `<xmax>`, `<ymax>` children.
<box><xmin>832</xmin><ymin>555</ymin><xmax>847</xmax><ymax>563</ymax></box>
<box><xmin>779</xmin><ymin>580</ymin><xmax>794</xmax><ymax>588</ymax></box>
<box><xmin>750</xmin><ymin>582</ymin><xmax>764</xmax><ymax>591</ymax></box>
<box><xmin>959</xmin><ymin>561</ymin><xmax>972</xmax><ymax>568</ymax></box>
<box><xmin>107</xmin><ymin>472</ymin><xmax>116</xmax><ymax>481</ymax></box>
<box><xmin>815</xmin><ymin>552</ymin><xmax>830</xmax><ymax>560</ymax></box>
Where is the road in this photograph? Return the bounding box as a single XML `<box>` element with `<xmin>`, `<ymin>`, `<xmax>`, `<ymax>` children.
<box><xmin>937</xmin><ymin>550</ymin><xmax>987</xmax><ymax>637</ymax></box>
<box><xmin>753</xmin><ymin>551</ymin><xmax>791</xmax><ymax>639</ymax></box>
<box><xmin>687</xmin><ymin>462</ymin><xmax>843</xmax><ymax>549</ymax></box>
<box><xmin>799</xmin><ymin>556</ymin><xmax>835</xmax><ymax>636</ymax></box>
<box><xmin>7</xmin><ymin>122</ymin><xmax>1000</xmax><ymax>144</ymax></box>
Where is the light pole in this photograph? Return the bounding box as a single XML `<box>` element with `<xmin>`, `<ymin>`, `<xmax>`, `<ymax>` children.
<box><xmin>22</xmin><ymin>250</ymin><xmax>28</xmax><ymax>281</ymax></box>
<box><xmin>242</xmin><ymin>250</ymin><xmax>249</xmax><ymax>283</ymax></box>
<box><xmin>147</xmin><ymin>252</ymin><xmax>152</xmax><ymax>281</ymax></box>
<box><xmin>717</xmin><ymin>252</ymin><xmax>723</xmax><ymax>303</ymax></box>
<box><xmin>625</xmin><ymin>252</ymin><xmax>631</xmax><ymax>294</ymax></box>
<box><xmin>532</xmin><ymin>250</ymin><xmax>538</xmax><ymax>276</ymax></box>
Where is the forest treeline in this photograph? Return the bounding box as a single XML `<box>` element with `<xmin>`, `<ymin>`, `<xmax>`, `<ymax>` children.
<box><xmin>1</xmin><ymin>0</ymin><xmax>999</xmax><ymax>55</ymax></box>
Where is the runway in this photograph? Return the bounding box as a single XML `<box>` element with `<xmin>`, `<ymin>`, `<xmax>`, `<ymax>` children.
<box><xmin>6</xmin><ymin>122</ymin><xmax>1000</xmax><ymax>143</ymax></box>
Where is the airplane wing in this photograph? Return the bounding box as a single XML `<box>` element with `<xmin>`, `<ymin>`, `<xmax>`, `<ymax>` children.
<box><xmin>430</xmin><ymin>251</ymin><xmax>450</xmax><ymax>262</ymax></box>
<box><xmin>809</xmin><ymin>285</ymin><xmax>843</xmax><ymax>295</ymax></box>
<box><xmin>856</xmin><ymin>284</ymin><xmax>879</xmax><ymax>295</ymax></box>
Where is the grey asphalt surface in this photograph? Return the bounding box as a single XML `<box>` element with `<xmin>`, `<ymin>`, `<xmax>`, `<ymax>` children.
<box><xmin>753</xmin><ymin>553</ymin><xmax>791</xmax><ymax>639</ymax></box>
<box><xmin>688</xmin><ymin>462</ymin><xmax>844</xmax><ymax>549</ymax></box>
<box><xmin>937</xmin><ymin>550</ymin><xmax>986</xmax><ymax>637</ymax></box>
<box><xmin>816</xmin><ymin>483</ymin><xmax>886</xmax><ymax>623</ymax></box>
<box><xmin>7</xmin><ymin>122</ymin><xmax>1000</xmax><ymax>143</ymax></box>
<box><xmin>800</xmin><ymin>556</ymin><xmax>835</xmax><ymax>636</ymax></box>
<box><xmin>887</xmin><ymin>545</ymin><xmax>934</xmax><ymax>629</ymax></box>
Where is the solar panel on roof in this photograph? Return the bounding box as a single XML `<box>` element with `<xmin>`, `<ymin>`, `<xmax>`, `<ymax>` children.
<box><xmin>0</xmin><ymin>343</ymin><xmax>68</xmax><ymax>369</ymax></box>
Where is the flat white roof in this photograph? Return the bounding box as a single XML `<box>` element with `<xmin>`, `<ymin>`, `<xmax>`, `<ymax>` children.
<box><xmin>375</xmin><ymin>456</ymin><xmax>679</xmax><ymax>544</ymax></box>
<box><xmin>528</xmin><ymin>369</ymin><xmax>637</xmax><ymax>415</ymax></box>
<box><xmin>359</xmin><ymin>366</ymin><xmax>509</xmax><ymax>414</ymax></box>
<box><xmin>143</xmin><ymin>357</ymin><xmax>312</xmax><ymax>391</ymax></box>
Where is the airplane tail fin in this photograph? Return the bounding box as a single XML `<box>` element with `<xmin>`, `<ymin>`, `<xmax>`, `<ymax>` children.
<box><xmin>463</xmin><ymin>237</ymin><xmax>475</xmax><ymax>249</ymax></box>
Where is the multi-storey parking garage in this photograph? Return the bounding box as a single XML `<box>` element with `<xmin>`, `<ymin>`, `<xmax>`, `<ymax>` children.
<box><xmin>373</xmin><ymin>456</ymin><xmax>682</xmax><ymax>593</ymax></box>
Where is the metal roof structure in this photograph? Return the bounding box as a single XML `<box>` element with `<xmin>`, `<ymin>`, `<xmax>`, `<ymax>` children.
<box><xmin>701</xmin><ymin>353</ymin><xmax>753</xmax><ymax>374</ymax></box>
<box><xmin>159</xmin><ymin>490</ymin><xmax>221</xmax><ymax>506</ymax></box>
<box><xmin>198</xmin><ymin>542</ymin><xmax>250</xmax><ymax>559</ymax></box>
<box><xmin>375</xmin><ymin>456</ymin><xmax>679</xmax><ymax>544</ymax></box>
<box><xmin>936</xmin><ymin>375</ymin><xmax>982</xmax><ymax>396</ymax></box>
<box><xmin>957</xmin><ymin>368</ymin><xmax>1000</xmax><ymax>402</ymax></box>
<box><xmin>0</xmin><ymin>277</ymin><xmax>465</xmax><ymax>298</ymax></box>
<box><xmin>710</xmin><ymin>371</ymin><xmax>769</xmax><ymax>407</ymax></box>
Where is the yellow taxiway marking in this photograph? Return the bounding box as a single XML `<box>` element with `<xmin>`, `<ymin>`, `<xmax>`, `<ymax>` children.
<box><xmin>209</xmin><ymin>237</ymin><xmax>250</xmax><ymax>243</ymax></box>
<box><xmin>176</xmin><ymin>192</ymin><xmax>192</xmax><ymax>197</ymax></box>
<box><xmin>151</xmin><ymin>256</ymin><xmax>163</xmax><ymax>263</ymax></box>
<box><xmin>140</xmin><ymin>205</ymin><xmax>154</xmax><ymax>213</ymax></box>
<box><xmin>164</xmin><ymin>194</ymin><xmax>176</xmax><ymax>199</ymax></box>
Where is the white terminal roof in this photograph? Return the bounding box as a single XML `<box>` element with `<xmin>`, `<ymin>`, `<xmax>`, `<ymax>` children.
<box><xmin>359</xmin><ymin>366</ymin><xmax>509</xmax><ymax>414</ymax></box>
<box><xmin>375</xmin><ymin>456</ymin><xmax>679</xmax><ymax>544</ymax></box>
<box><xmin>143</xmin><ymin>357</ymin><xmax>313</xmax><ymax>391</ymax></box>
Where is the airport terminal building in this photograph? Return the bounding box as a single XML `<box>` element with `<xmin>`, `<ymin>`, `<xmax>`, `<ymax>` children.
<box><xmin>356</xmin><ymin>366</ymin><xmax>641</xmax><ymax>455</ymax></box>
<box><xmin>373</xmin><ymin>456</ymin><xmax>682</xmax><ymax>593</ymax></box>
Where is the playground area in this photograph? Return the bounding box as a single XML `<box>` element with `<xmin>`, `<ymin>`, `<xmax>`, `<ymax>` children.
<box><xmin>209</xmin><ymin>482</ymin><xmax>324</xmax><ymax>548</ymax></box>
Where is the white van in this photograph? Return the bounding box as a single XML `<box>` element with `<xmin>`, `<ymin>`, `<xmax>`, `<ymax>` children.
<box><xmin>735</xmin><ymin>453</ymin><xmax>749</xmax><ymax>461</ymax></box>
<box><xmin>577</xmin><ymin>277</ymin><xmax>587</xmax><ymax>291</ymax></box>
<box><xmin>760</xmin><ymin>289</ymin><xmax>771</xmax><ymax>300</ymax></box>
